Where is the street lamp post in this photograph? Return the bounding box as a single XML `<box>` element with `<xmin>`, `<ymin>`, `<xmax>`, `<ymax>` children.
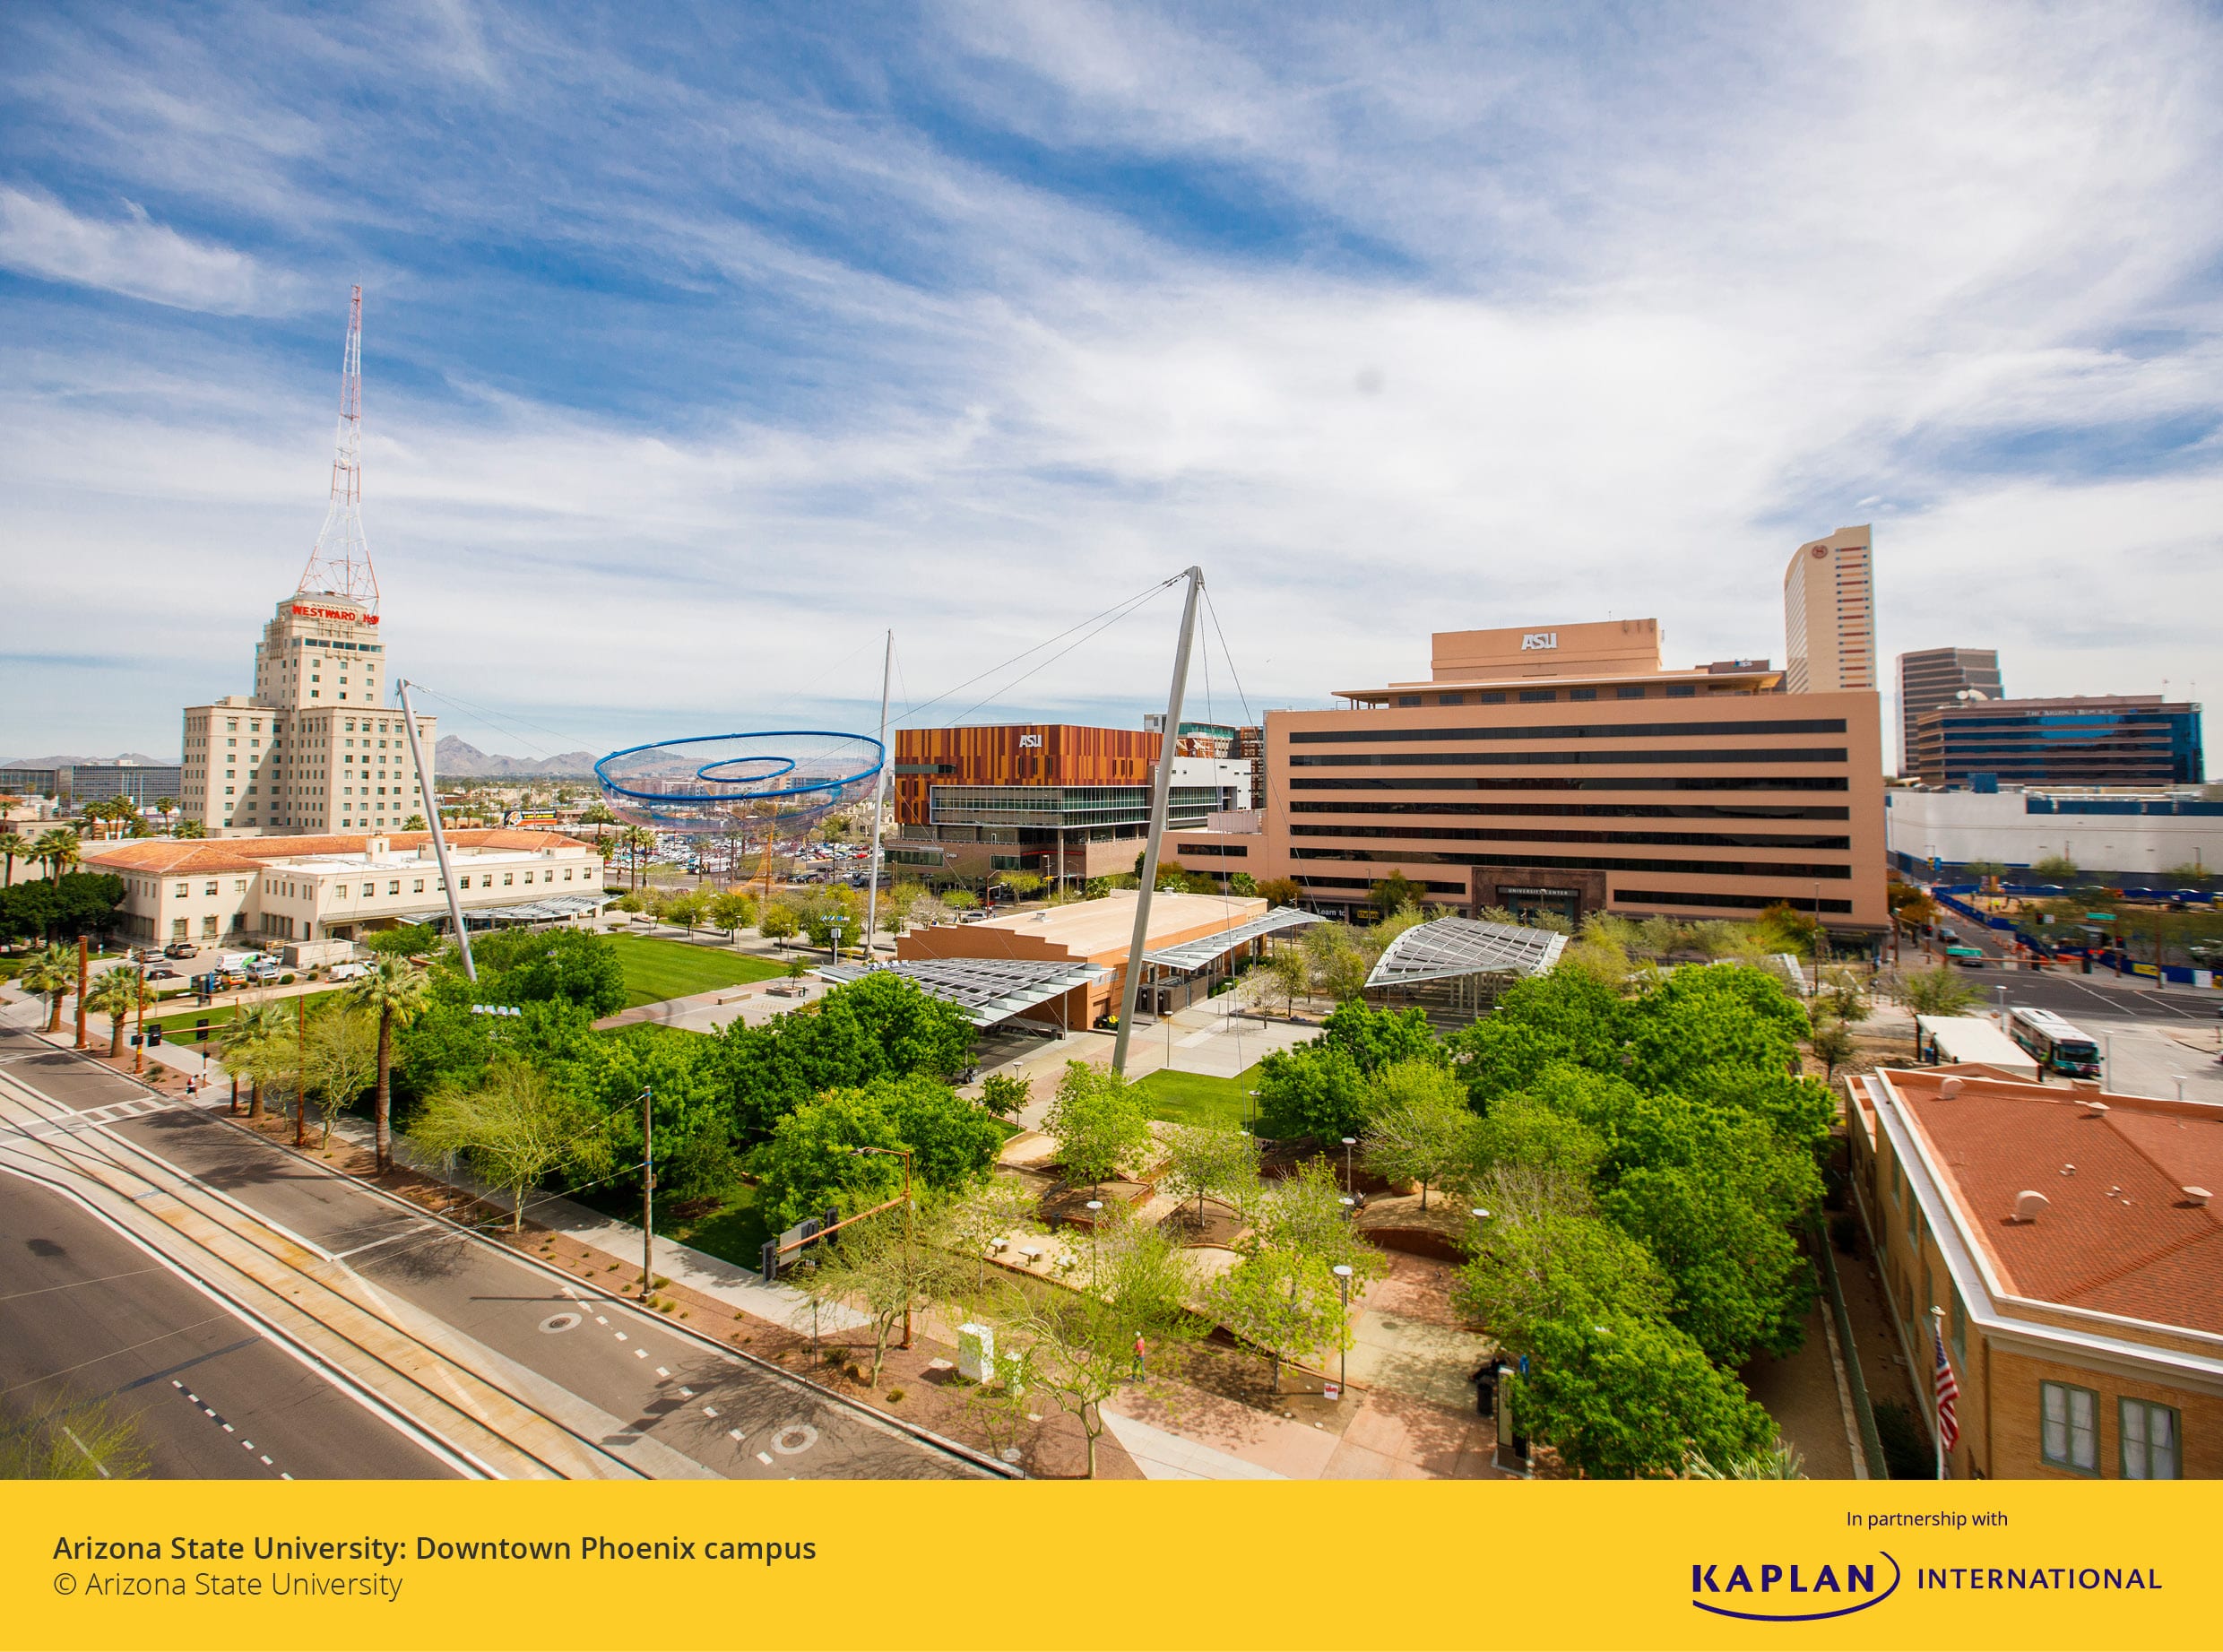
<box><xmin>1086</xmin><ymin>1199</ymin><xmax>1104</xmax><ymax>1289</ymax></box>
<box><xmin>852</xmin><ymin>1145</ymin><xmax>915</xmax><ymax>1346</ymax></box>
<box><xmin>827</xmin><ymin>917</ymin><xmax>845</xmax><ymax>965</ymax></box>
<box><xmin>1340</xmin><ymin>1135</ymin><xmax>1356</xmax><ymax>1191</ymax></box>
<box><xmin>1332</xmin><ymin>1263</ymin><xmax>1353</xmax><ymax>1398</ymax></box>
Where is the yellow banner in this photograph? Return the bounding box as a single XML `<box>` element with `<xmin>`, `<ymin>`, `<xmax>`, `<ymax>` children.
<box><xmin>3</xmin><ymin>1480</ymin><xmax>2213</xmax><ymax>1651</ymax></box>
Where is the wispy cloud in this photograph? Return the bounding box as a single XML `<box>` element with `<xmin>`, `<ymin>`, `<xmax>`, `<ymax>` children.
<box><xmin>0</xmin><ymin>0</ymin><xmax>2219</xmax><ymax>769</ymax></box>
<box><xmin>0</xmin><ymin>187</ymin><xmax>294</xmax><ymax>314</ymax></box>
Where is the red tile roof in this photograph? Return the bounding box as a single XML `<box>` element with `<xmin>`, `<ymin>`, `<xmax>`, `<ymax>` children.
<box><xmin>1892</xmin><ymin>1068</ymin><xmax>2223</xmax><ymax>1335</ymax></box>
<box><xmin>82</xmin><ymin>828</ymin><xmax>598</xmax><ymax>878</ymax></box>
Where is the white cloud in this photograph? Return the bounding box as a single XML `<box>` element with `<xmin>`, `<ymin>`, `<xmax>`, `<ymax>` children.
<box><xmin>0</xmin><ymin>187</ymin><xmax>292</xmax><ymax>315</ymax></box>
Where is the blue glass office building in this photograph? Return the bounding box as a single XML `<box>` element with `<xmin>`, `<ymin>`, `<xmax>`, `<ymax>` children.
<box><xmin>1910</xmin><ymin>696</ymin><xmax>2203</xmax><ymax>789</ymax></box>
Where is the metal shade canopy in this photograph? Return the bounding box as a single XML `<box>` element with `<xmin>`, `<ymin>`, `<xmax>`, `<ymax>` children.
<box><xmin>1362</xmin><ymin>916</ymin><xmax>1568</xmax><ymax>990</ymax></box>
<box><xmin>469</xmin><ymin>893</ymin><xmax>608</xmax><ymax>924</ymax></box>
<box><xmin>812</xmin><ymin>957</ymin><xmax>1111</xmax><ymax>1026</ymax></box>
<box><xmin>1141</xmin><ymin>905</ymin><xmax>1327</xmax><ymax>973</ymax></box>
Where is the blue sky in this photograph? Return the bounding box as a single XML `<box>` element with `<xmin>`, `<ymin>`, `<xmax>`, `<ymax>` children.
<box><xmin>4</xmin><ymin>0</ymin><xmax>2220</xmax><ymax>773</ymax></box>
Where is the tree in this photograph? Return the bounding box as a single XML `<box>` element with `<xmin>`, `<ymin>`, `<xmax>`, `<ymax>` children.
<box><xmin>880</xmin><ymin>881</ymin><xmax>927</xmax><ymax>935</ymax></box>
<box><xmin>1042</xmin><ymin>1062</ymin><xmax>1154</xmax><ymax>1195</ymax></box>
<box><xmin>0</xmin><ymin>830</ymin><xmax>26</xmax><ymax>885</ymax></box>
<box><xmin>1899</xmin><ymin>964</ymin><xmax>1976</xmax><ymax>1021</ymax></box>
<box><xmin>1158</xmin><ymin>1121</ymin><xmax>1260</xmax><ymax>1225</ymax></box>
<box><xmin>1963</xmin><ymin>859</ymin><xmax>2007</xmax><ymax>890</ymax></box>
<box><xmin>1513</xmin><ymin>1310</ymin><xmax>1777</xmax><ymax>1479</ymax></box>
<box><xmin>1808</xmin><ymin>1011</ymin><xmax>1857</xmax><ymax>1082</ymax></box>
<box><xmin>19</xmin><ymin>944</ymin><xmax>74</xmax><ymax>1034</ymax></box>
<box><xmin>2031</xmin><ymin>852</ymin><xmax>2080</xmax><ymax>885</ymax></box>
<box><xmin>995</xmin><ymin>870</ymin><xmax>1045</xmax><ymax>902</ymax></box>
<box><xmin>1256</xmin><ymin>877</ymin><xmax>1301</xmax><ymax>909</ymax></box>
<box><xmin>0</xmin><ymin>1389</ymin><xmax>150</xmax><ymax>1481</ymax></box>
<box><xmin>173</xmin><ymin>818</ymin><xmax>207</xmax><ymax>839</ymax></box>
<box><xmin>364</xmin><ymin>922</ymin><xmax>441</xmax><ymax>958</ymax></box>
<box><xmin>942</xmin><ymin>887</ymin><xmax>980</xmax><ymax>912</ymax></box>
<box><xmin>409</xmin><ymin>1061</ymin><xmax>612</xmax><ymax>1232</ymax></box>
<box><xmin>1253</xmin><ymin>1042</ymin><xmax>1368</xmax><ymax>1141</ymax></box>
<box><xmin>707</xmin><ymin>890</ymin><xmax>757</xmax><ymax>942</ymax></box>
<box><xmin>223</xmin><ymin>1000</ymin><xmax>294</xmax><ymax>1120</ymax></box>
<box><xmin>302</xmin><ymin>1006</ymin><xmax>380</xmax><ymax>1147</ymax></box>
<box><xmin>1366</xmin><ymin>872</ymin><xmax>1428</xmax><ymax>920</ymax></box>
<box><xmin>977</xmin><ymin>1071</ymin><xmax>1031</xmax><ymax>1120</ymax></box>
<box><xmin>1362</xmin><ymin>1057</ymin><xmax>1476</xmax><ymax>1210</ymax></box>
<box><xmin>1267</xmin><ymin>948</ymin><xmax>1309</xmax><ymax>1016</ymax></box>
<box><xmin>662</xmin><ymin>890</ymin><xmax>707</xmax><ymax>934</ymax></box>
<box><xmin>401</xmin><ymin>813</ymin><xmax>428</xmax><ymax>831</ymax></box>
<box><xmin>1755</xmin><ymin>902</ymin><xmax>1821</xmax><ymax>957</ymax></box>
<box><xmin>32</xmin><ymin>828</ymin><xmax>81</xmax><ymax>881</ymax></box>
<box><xmin>85</xmin><ymin>967</ymin><xmax>153</xmax><ymax>1059</ymax></box>
<box><xmin>2163</xmin><ymin>861</ymin><xmax>2211</xmax><ymax>889</ymax></box>
<box><xmin>1251</xmin><ymin>1158</ymin><xmax>1385</xmax><ymax>1283</ymax></box>
<box><xmin>349</xmin><ymin>956</ymin><xmax>432</xmax><ymax>1172</ymax></box>
<box><xmin>1010</xmin><ymin>1206</ymin><xmax>1196</xmax><ymax>1477</ymax></box>
<box><xmin>800</xmin><ymin>1202</ymin><xmax>971</xmax><ymax>1388</ymax></box>
<box><xmin>1204</xmin><ymin>1247</ymin><xmax>1351</xmax><ymax>1395</ymax></box>
<box><xmin>757</xmin><ymin>902</ymin><xmax>800</xmax><ymax>943</ymax></box>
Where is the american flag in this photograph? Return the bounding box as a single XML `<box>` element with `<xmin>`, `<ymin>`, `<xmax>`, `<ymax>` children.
<box><xmin>1933</xmin><ymin>1326</ymin><xmax>1960</xmax><ymax>1455</ymax></box>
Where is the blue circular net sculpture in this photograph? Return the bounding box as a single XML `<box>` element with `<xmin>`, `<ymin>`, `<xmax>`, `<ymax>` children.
<box><xmin>593</xmin><ymin>731</ymin><xmax>885</xmax><ymax>835</ymax></box>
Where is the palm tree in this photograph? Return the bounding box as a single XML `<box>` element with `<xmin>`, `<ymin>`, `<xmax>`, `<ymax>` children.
<box><xmin>32</xmin><ymin>827</ymin><xmax>80</xmax><ymax>881</ymax></box>
<box><xmin>20</xmin><ymin>944</ymin><xmax>76</xmax><ymax>1034</ymax></box>
<box><xmin>153</xmin><ymin>797</ymin><xmax>177</xmax><ymax>828</ymax></box>
<box><xmin>174</xmin><ymin>819</ymin><xmax>208</xmax><ymax>840</ymax></box>
<box><xmin>348</xmin><ymin>956</ymin><xmax>430</xmax><ymax>1173</ymax></box>
<box><xmin>0</xmin><ymin>830</ymin><xmax>26</xmax><ymax>886</ymax></box>
<box><xmin>227</xmin><ymin>1001</ymin><xmax>292</xmax><ymax>1120</ymax></box>
<box><xmin>86</xmin><ymin>968</ymin><xmax>153</xmax><ymax>1058</ymax></box>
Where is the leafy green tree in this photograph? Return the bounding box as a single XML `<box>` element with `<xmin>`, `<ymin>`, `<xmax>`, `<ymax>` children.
<box><xmin>1899</xmin><ymin>964</ymin><xmax>1977</xmax><ymax>1020</ymax></box>
<box><xmin>1008</xmin><ymin>1205</ymin><xmax>1196</xmax><ymax>1477</ymax></box>
<box><xmin>1158</xmin><ymin>1120</ymin><xmax>1260</xmax><ymax>1224</ymax></box>
<box><xmin>1266</xmin><ymin>948</ymin><xmax>1309</xmax><ymax>1015</ymax></box>
<box><xmin>800</xmin><ymin>1201</ymin><xmax>972</xmax><ymax>1388</ymax></box>
<box><xmin>1253</xmin><ymin>1042</ymin><xmax>1368</xmax><ymax>1141</ymax></box>
<box><xmin>757</xmin><ymin>901</ymin><xmax>800</xmax><ymax>942</ymax></box>
<box><xmin>349</xmin><ymin>955</ymin><xmax>432</xmax><ymax>1172</ymax></box>
<box><xmin>707</xmin><ymin>890</ymin><xmax>756</xmax><ymax>941</ymax></box>
<box><xmin>1318</xmin><ymin>999</ymin><xmax>1439</xmax><ymax>1076</ymax></box>
<box><xmin>1362</xmin><ymin>1057</ymin><xmax>1476</xmax><ymax>1209</ymax></box>
<box><xmin>662</xmin><ymin>890</ymin><xmax>707</xmax><ymax>934</ymax></box>
<box><xmin>410</xmin><ymin>1061</ymin><xmax>613</xmax><ymax>1232</ymax></box>
<box><xmin>1042</xmin><ymin>1060</ymin><xmax>1153</xmax><ymax>1194</ymax></box>
<box><xmin>1366</xmin><ymin>872</ymin><xmax>1428</xmax><ymax>919</ymax></box>
<box><xmin>880</xmin><ymin>881</ymin><xmax>927</xmax><ymax>935</ymax></box>
<box><xmin>1808</xmin><ymin>1011</ymin><xmax>1857</xmax><ymax>1082</ymax></box>
<box><xmin>1204</xmin><ymin>1247</ymin><xmax>1351</xmax><ymax>1395</ymax></box>
<box><xmin>0</xmin><ymin>873</ymin><xmax>125</xmax><ymax>945</ymax></box>
<box><xmin>1250</xmin><ymin>1158</ymin><xmax>1385</xmax><ymax>1284</ymax></box>
<box><xmin>977</xmin><ymin>1071</ymin><xmax>1031</xmax><ymax>1120</ymax></box>
<box><xmin>364</xmin><ymin>922</ymin><xmax>441</xmax><ymax>958</ymax></box>
<box><xmin>881</xmin><ymin>1075</ymin><xmax>1006</xmax><ymax>1194</ymax></box>
<box><xmin>0</xmin><ymin>1389</ymin><xmax>150</xmax><ymax>1480</ymax></box>
<box><xmin>2030</xmin><ymin>852</ymin><xmax>2080</xmax><ymax>885</ymax></box>
<box><xmin>1226</xmin><ymin>871</ymin><xmax>1259</xmax><ymax>896</ymax></box>
<box><xmin>302</xmin><ymin>1006</ymin><xmax>379</xmax><ymax>1147</ymax></box>
<box><xmin>1513</xmin><ymin>1310</ymin><xmax>1777</xmax><ymax>1479</ymax></box>
<box><xmin>712</xmin><ymin>971</ymin><xmax>975</xmax><ymax>1143</ymax></box>
<box><xmin>1256</xmin><ymin>877</ymin><xmax>1301</xmax><ymax>909</ymax></box>
<box><xmin>941</xmin><ymin>887</ymin><xmax>980</xmax><ymax>912</ymax></box>
<box><xmin>18</xmin><ymin>943</ymin><xmax>75</xmax><ymax>1033</ymax></box>
<box><xmin>751</xmin><ymin>1085</ymin><xmax>909</xmax><ymax>1233</ymax></box>
<box><xmin>85</xmin><ymin>967</ymin><xmax>154</xmax><ymax>1059</ymax></box>
<box><xmin>1755</xmin><ymin>901</ymin><xmax>1821</xmax><ymax>957</ymax></box>
<box><xmin>471</xmin><ymin>928</ymin><xmax>627</xmax><ymax>1016</ymax></box>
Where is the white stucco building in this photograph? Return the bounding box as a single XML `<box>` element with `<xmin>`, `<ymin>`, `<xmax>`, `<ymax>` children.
<box><xmin>1886</xmin><ymin>787</ymin><xmax>2223</xmax><ymax>883</ymax></box>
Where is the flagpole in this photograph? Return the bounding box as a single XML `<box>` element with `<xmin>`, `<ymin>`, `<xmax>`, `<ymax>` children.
<box><xmin>1930</xmin><ymin>1306</ymin><xmax>1948</xmax><ymax>1481</ymax></box>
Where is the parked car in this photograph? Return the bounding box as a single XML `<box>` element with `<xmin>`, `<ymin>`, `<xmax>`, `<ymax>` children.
<box><xmin>162</xmin><ymin>942</ymin><xmax>197</xmax><ymax>959</ymax></box>
<box><xmin>131</xmin><ymin>947</ymin><xmax>162</xmax><ymax>964</ymax></box>
<box><xmin>146</xmin><ymin>966</ymin><xmax>180</xmax><ymax>980</ymax></box>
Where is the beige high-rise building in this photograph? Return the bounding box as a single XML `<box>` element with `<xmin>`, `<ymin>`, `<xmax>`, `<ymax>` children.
<box><xmin>179</xmin><ymin>594</ymin><xmax>434</xmax><ymax>837</ymax></box>
<box><xmin>1783</xmin><ymin>524</ymin><xmax>1875</xmax><ymax>695</ymax></box>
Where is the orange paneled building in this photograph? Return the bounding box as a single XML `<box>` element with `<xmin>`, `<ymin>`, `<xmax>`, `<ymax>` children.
<box><xmin>891</xmin><ymin>724</ymin><xmax>1161</xmax><ymax>826</ymax></box>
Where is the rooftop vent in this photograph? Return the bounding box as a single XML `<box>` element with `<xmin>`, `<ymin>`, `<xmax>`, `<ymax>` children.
<box><xmin>2084</xmin><ymin>1102</ymin><xmax>2111</xmax><ymax>1117</ymax></box>
<box><xmin>2182</xmin><ymin>1187</ymin><xmax>2213</xmax><ymax>1208</ymax></box>
<box><xmin>1939</xmin><ymin>1077</ymin><xmax>1965</xmax><ymax>1100</ymax></box>
<box><xmin>2011</xmin><ymin>1190</ymin><xmax>2050</xmax><ymax>1223</ymax></box>
<box><xmin>2061</xmin><ymin>1163</ymin><xmax>2076</xmax><ymax>1177</ymax></box>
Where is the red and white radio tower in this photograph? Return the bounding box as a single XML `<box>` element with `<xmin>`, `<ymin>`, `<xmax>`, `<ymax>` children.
<box><xmin>296</xmin><ymin>284</ymin><xmax>381</xmax><ymax>610</ymax></box>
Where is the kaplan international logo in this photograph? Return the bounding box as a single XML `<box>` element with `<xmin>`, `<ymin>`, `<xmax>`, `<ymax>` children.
<box><xmin>1689</xmin><ymin>1552</ymin><xmax>1899</xmax><ymax>1622</ymax></box>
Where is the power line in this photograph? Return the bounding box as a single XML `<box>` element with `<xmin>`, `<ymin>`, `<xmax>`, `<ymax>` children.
<box><xmin>892</xmin><ymin>575</ymin><xmax>1181</xmax><ymax>728</ymax></box>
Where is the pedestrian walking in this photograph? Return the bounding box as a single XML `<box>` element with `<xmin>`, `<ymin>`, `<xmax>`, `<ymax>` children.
<box><xmin>1132</xmin><ymin>1333</ymin><xmax>1147</xmax><ymax>1380</ymax></box>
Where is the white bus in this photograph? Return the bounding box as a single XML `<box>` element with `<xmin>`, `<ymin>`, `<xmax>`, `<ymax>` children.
<box><xmin>2006</xmin><ymin>1006</ymin><xmax>2102</xmax><ymax>1079</ymax></box>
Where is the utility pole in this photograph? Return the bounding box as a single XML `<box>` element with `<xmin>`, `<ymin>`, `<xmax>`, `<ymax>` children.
<box><xmin>863</xmin><ymin>629</ymin><xmax>893</xmax><ymax>964</ymax></box>
<box><xmin>397</xmin><ymin>679</ymin><xmax>473</xmax><ymax>982</ymax></box>
<box><xmin>295</xmin><ymin>990</ymin><xmax>308</xmax><ymax>1149</ymax></box>
<box><xmin>1113</xmin><ymin>567</ymin><xmax>1204</xmax><ymax>1077</ymax></box>
<box><xmin>74</xmin><ymin>937</ymin><xmax>88</xmax><ymax>1049</ymax></box>
<box><xmin>133</xmin><ymin>963</ymin><xmax>147</xmax><ymax>1076</ymax></box>
<box><xmin>640</xmin><ymin>1086</ymin><xmax>654</xmax><ymax>1300</ymax></box>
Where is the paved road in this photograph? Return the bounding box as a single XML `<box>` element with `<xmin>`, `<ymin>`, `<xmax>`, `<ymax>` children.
<box><xmin>0</xmin><ymin>1025</ymin><xmax>995</xmax><ymax>1480</ymax></box>
<box><xmin>0</xmin><ymin>1172</ymin><xmax>454</xmax><ymax>1480</ymax></box>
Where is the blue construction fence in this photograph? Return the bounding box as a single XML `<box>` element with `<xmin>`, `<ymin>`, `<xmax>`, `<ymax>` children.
<box><xmin>1923</xmin><ymin>885</ymin><xmax>2220</xmax><ymax>989</ymax></box>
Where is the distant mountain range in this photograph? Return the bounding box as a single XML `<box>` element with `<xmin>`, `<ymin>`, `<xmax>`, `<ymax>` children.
<box><xmin>434</xmin><ymin>737</ymin><xmax>601</xmax><ymax>778</ymax></box>
<box><xmin>4</xmin><ymin>752</ymin><xmax>174</xmax><ymax>769</ymax></box>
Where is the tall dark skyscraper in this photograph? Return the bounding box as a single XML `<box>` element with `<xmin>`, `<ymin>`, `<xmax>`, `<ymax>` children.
<box><xmin>1897</xmin><ymin>647</ymin><xmax>2002</xmax><ymax>775</ymax></box>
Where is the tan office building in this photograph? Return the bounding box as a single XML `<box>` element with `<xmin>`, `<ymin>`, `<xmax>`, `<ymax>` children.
<box><xmin>1849</xmin><ymin>1062</ymin><xmax>2223</xmax><ymax>1478</ymax></box>
<box><xmin>1167</xmin><ymin>618</ymin><xmax>1889</xmax><ymax>935</ymax></box>
<box><xmin>1783</xmin><ymin>524</ymin><xmax>1875</xmax><ymax>694</ymax></box>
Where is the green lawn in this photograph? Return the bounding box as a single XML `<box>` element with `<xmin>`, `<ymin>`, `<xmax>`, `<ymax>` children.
<box><xmin>578</xmin><ymin>1180</ymin><xmax>772</xmax><ymax>1270</ymax></box>
<box><xmin>1132</xmin><ymin>1063</ymin><xmax>1262</xmax><ymax>1130</ymax></box>
<box><xmin>602</xmin><ymin>934</ymin><xmax>788</xmax><ymax>1008</ymax></box>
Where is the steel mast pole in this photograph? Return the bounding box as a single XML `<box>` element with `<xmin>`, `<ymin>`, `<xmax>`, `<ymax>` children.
<box><xmin>1113</xmin><ymin>567</ymin><xmax>1203</xmax><ymax>1076</ymax></box>
<box><xmin>396</xmin><ymin>679</ymin><xmax>475</xmax><ymax>982</ymax></box>
<box><xmin>863</xmin><ymin>629</ymin><xmax>894</xmax><ymax>965</ymax></box>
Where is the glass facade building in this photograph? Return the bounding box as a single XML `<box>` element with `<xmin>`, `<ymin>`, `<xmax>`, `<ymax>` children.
<box><xmin>1909</xmin><ymin>696</ymin><xmax>2203</xmax><ymax>789</ymax></box>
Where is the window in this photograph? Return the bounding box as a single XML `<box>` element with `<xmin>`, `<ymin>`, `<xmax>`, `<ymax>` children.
<box><xmin>1480</xmin><ymin>691</ymin><xmax>1505</xmax><ymax>705</ymax></box>
<box><xmin>458</xmin><ymin>875</ymin><xmax>471</xmax><ymax>889</ymax></box>
<box><xmin>361</xmin><ymin>883</ymin><xmax>375</xmax><ymax>896</ymax></box>
<box><xmin>1665</xmin><ymin>684</ymin><xmax>1696</xmax><ymax>697</ymax></box>
<box><xmin>2041</xmin><ymin>1382</ymin><xmax>2098</xmax><ymax>1474</ymax></box>
<box><xmin>1616</xmin><ymin>685</ymin><xmax>1646</xmax><ymax>699</ymax></box>
<box><xmin>1397</xmin><ymin>696</ymin><xmax>1422</xmax><ymax>707</ymax></box>
<box><xmin>387</xmin><ymin>880</ymin><xmax>401</xmax><ymax>895</ymax></box>
<box><xmin>563</xmin><ymin>868</ymin><xmax>573</xmax><ymax>881</ymax></box>
<box><xmin>413</xmin><ymin>879</ymin><xmax>425</xmax><ymax>893</ymax></box>
<box><xmin>1518</xmin><ymin>689</ymin><xmax>1554</xmax><ymax>703</ymax></box>
<box><xmin>171</xmin><ymin>918</ymin><xmax>188</xmax><ymax>940</ymax></box>
<box><xmin>523</xmin><ymin>870</ymin><xmax>534</xmax><ymax>883</ymax></box>
<box><xmin>1438</xmin><ymin>693</ymin><xmax>1466</xmax><ymax>706</ymax></box>
<box><xmin>2121</xmin><ymin>1399</ymin><xmax>2180</xmax><ymax>1479</ymax></box>
<box><xmin>174</xmin><ymin>882</ymin><xmax>188</xmax><ymax>896</ymax></box>
<box><xmin>1951</xmin><ymin>1289</ymin><xmax>1967</xmax><ymax>1367</ymax></box>
<box><xmin>1570</xmin><ymin>688</ymin><xmax>1597</xmax><ymax>701</ymax></box>
<box><xmin>503</xmin><ymin>872</ymin><xmax>515</xmax><ymax>886</ymax></box>
<box><xmin>202</xmin><ymin>914</ymin><xmax>218</xmax><ymax>938</ymax></box>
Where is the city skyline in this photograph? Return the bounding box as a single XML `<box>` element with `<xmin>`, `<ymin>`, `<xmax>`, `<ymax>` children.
<box><xmin>4</xmin><ymin>3</ymin><xmax>2221</xmax><ymax>768</ymax></box>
